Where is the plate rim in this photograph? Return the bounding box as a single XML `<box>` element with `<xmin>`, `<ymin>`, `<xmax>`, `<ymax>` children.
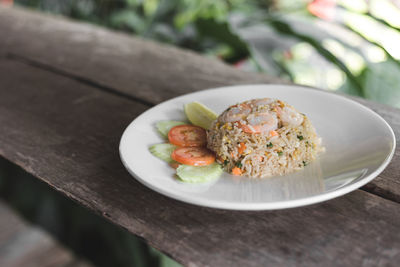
<box><xmin>119</xmin><ymin>84</ymin><xmax>396</xmax><ymax>210</ymax></box>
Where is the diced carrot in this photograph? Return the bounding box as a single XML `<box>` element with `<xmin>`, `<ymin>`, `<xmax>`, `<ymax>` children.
<box><xmin>238</xmin><ymin>142</ymin><xmax>246</xmax><ymax>154</ymax></box>
<box><xmin>232</xmin><ymin>167</ymin><xmax>242</xmax><ymax>176</ymax></box>
<box><xmin>270</xmin><ymin>130</ymin><xmax>279</xmax><ymax>137</ymax></box>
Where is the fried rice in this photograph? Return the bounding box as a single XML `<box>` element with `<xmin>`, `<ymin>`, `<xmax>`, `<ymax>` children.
<box><xmin>206</xmin><ymin>98</ymin><xmax>323</xmax><ymax>178</ymax></box>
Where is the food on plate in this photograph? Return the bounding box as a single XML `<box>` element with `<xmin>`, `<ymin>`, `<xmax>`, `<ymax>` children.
<box><xmin>184</xmin><ymin>101</ymin><xmax>217</xmax><ymax>129</ymax></box>
<box><xmin>149</xmin><ymin>143</ymin><xmax>177</xmax><ymax>163</ymax></box>
<box><xmin>176</xmin><ymin>163</ymin><xmax>223</xmax><ymax>183</ymax></box>
<box><xmin>207</xmin><ymin>98</ymin><xmax>323</xmax><ymax>178</ymax></box>
<box><xmin>168</xmin><ymin>125</ymin><xmax>207</xmax><ymax>147</ymax></box>
<box><xmin>150</xmin><ymin>117</ymin><xmax>220</xmax><ymax>183</ymax></box>
<box><xmin>149</xmin><ymin>98</ymin><xmax>323</xmax><ymax>182</ymax></box>
<box><xmin>156</xmin><ymin>120</ymin><xmax>185</xmax><ymax>137</ymax></box>
<box><xmin>171</xmin><ymin>147</ymin><xmax>215</xmax><ymax>166</ymax></box>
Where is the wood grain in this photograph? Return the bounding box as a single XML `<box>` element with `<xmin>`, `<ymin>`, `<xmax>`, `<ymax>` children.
<box><xmin>0</xmin><ymin>6</ymin><xmax>283</xmax><ymax>105</ymax></box>
<box><xmin>0</xmin><ymin>6</ymin><xmax>399</xmax><ymax>203</ymax></box>
<box><xmin>0</xmin><ymin>59</ymin><xmax>399</xmax><ymax>266</ymax></box>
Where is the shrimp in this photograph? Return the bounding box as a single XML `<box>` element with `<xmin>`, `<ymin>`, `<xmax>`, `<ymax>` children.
<box><xmin>250</xmin><ymin>98</ymin><xmax>274</xmax><ymax>107</ymax></box>
<box><xmin>240</xmin><ymin>112</ymin><xmax>278</xmax><ymax>134</ymax></box>
<box><xmin>222</xmin><ymin>104</ymin><xmax>251</xmax><ymax>123</ymax></box>
<box><xmin>277</xmin><ymin>106</ymin><xmax>303</xmax><ymax>127</ymax></box>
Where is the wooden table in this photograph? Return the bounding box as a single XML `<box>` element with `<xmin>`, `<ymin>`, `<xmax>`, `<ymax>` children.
<box><xmin>1</xmin><ymin>6</ymin><xmax>399</xmax><ymax>267</ymax></box>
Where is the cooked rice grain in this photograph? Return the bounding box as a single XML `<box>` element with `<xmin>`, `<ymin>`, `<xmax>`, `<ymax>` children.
<box><xmin>206</xmin><ymin>99</ymin><xmax>323</xmax><ymax>178</ymax></box>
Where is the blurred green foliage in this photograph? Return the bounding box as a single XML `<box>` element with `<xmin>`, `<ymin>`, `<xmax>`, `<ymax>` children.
<box><xmin>15</xmin><ymin>0</ymin><xmax>400</xmax><ymax>108</ymax></box>
<box><xmin>16</xmin><ymin>0</ymin><xmax>258</xmax><ymax>62</ymax></box>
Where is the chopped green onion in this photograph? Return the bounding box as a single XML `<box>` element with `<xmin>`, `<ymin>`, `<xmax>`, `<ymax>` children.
<box><xmin>266</xmin><ymin>142</ymin><xmax>273</xmax><ymax>148</ymax></box>
<box><xmin>235</xmin><ymin>161</ymin><xmax>243</xmax><ymax>168</ymax></box>
<box><xmin>278</xmin><ymin>151</ymin><xmax>283</xmax><ymax>156</ymax></box>
<box><xmin>223</xmin><ymin>160</ymin><xmax>229</xmax><ymax>166</ymax></box>
<box><xmin>297</xmin><ymin>135</ymin><xmax>304</xmax><ymax>140</ymax></box>
<box><xmin>303</xmin><ymin>161</ymin><xmax>307</xmax><ymax>166</ymax></box>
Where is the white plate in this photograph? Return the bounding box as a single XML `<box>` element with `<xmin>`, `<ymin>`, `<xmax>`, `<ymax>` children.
<box><xmin>119</xmin><ymin>84</ymin><xmax>396</xmax><ymax>210</ymax></box>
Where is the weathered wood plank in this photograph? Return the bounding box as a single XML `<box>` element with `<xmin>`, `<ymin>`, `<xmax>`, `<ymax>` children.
<box><xmin>1</xmin><ymin>59</ymin><xmax>400</xmax><ymax>266</ymax></box>
<box><xmin>0</xmin><ymin>200</ymin><xmax>93</xmax><ymax>267</ymax></box>
<box><xmin>0</xmin><ymin>6</ymin><xmax>283</xmax><ymax>105</ymax></box>
<box><xmin>0</xmin><ymin>6</ymin><xmax>399</xmax><ymax>203</ymax></box>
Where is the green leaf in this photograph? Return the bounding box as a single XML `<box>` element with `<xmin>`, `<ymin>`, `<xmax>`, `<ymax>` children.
<box><xmin>267</xmin><ymin>18</ymin><xmax>364</xmax><ymax>95</ymax></box>
<box><xmin>341</xmin><ymin>23</ymin><xmax>400</xmax><ymax>67</ymax></box>
<box><xmin>338</xmin><ymin>77</ymin><xmax>364</xmax><ymax>97</ymax></box>
<box><xmin>227</xmin><ymin>13</ymin><xmax>297</xmax><ymax>77</ymax></box>
<box><xmin>143</xmin><ymin>0</ymin><xmax>159</xmax><ymax>16</ymax></box>
<box><xmin>364</xmin><ymin>11</ymin><xmax>400</xmax><ymax>33</ymax></box>
<box><xmin>125</xmin><ymin>0</ymin><xmax>142</xmax><ymax>8</ymax></box>
<box><xmin>362</xmin><ymin>60</ymin><xmax>400</xmax><ymax>108</ymax></box>
<box><xmin>195</xmin><ymin>18</ymin><xmax>250</xmax><ymax>61</ymax></box>
<box><xmin>110</xmin><ymin>10</ymin><xmax>146</xmax><ymax>33</ymax></box>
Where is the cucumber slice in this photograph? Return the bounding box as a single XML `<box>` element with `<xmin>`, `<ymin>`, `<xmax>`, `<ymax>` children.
<box><xmin>156</xmin><ymin>120</ymin><xmax>185</xmax><ymax>137</ymax></box>
<box><xmin>184</xmin><ymin>102</ymin><xmax>217</xmax><ymax>130</ymax></box>
<box><xmin>176</xmin><ymin>163</ymin><xmax>223</xmax><ymax>183</ymax></box>
<box><xmin>149</xmin><ymin>143</ymin><xmax>177</xmax><ymax>163</ymax></box>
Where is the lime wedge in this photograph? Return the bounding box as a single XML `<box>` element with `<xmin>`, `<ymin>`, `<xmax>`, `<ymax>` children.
<box><xmin>184</xmin><ymin>101</ymin><xmax>217</xmax><ymax>129</ymax></box>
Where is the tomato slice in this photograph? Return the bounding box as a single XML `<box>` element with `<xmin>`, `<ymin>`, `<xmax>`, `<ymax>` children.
<box><xmin>171</xmin><ymin>147</ymin><xmax>215</xmax><ymax>166</ymax></box>
<box><xmin>168</xmin><ymin>125</ymin><xmax>207</xmax><ymax>147</ymax></box>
